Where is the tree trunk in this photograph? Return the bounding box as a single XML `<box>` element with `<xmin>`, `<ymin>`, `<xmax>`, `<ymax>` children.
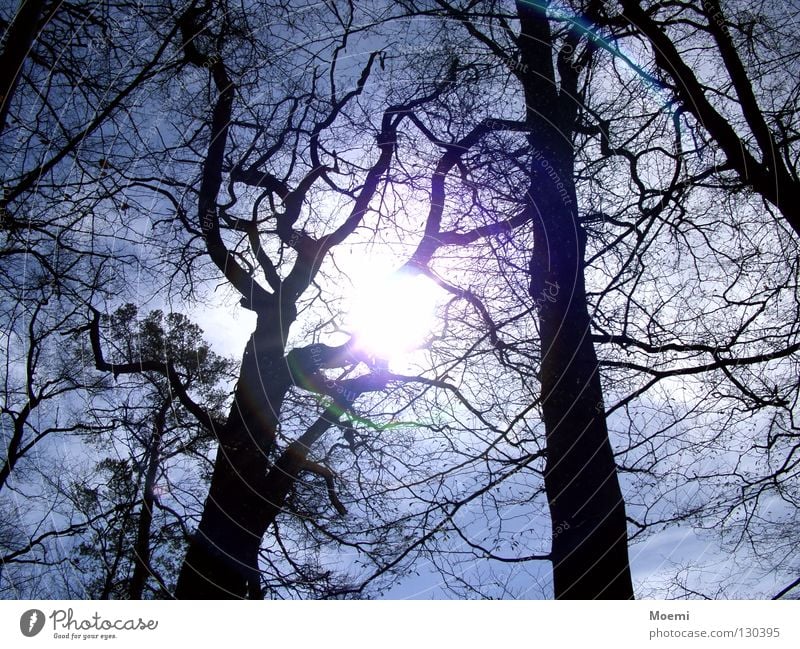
<box><xmin>516</xmin><ymin>0</ymin><xmax>634</xmax><ymax>599</ymax></box>
<box><xmin>531</xmin><ymin>228</ymin><xmax>633</xmax><ymax>598</ymax></box>
<box><xmin>130</xmin><ymin>401</ymin><xmax>168</xmax><ymax>599</ymax></box>
<box><xmin>175</xmin><ymin>337</ymin><xmax>351</xmax><ymax>599</ymax></box>
<box><xmin>175</xmin><ymin>320</ymin><xmax>290</xmax><ymax>599</ymax></box>
<box><xmin>0</xmin><ymin>408</ymin><xmax>28</xmax><ymax>492</ymax></box>
<box><xmin>0</xmin><ymin>0</ymin><xmax>52</xmax><ymax>136</ymax></box>
<box><xmin>527</xmin><ymin>154</ymin><xmax>634</xmax><ymax>599</ymax></box>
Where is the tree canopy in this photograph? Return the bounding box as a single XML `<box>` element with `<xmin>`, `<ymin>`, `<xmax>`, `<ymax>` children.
<box><xmin>1</xmin><ymin>0</ymin><xmax>798</xmax><ymax>600</ymax></box>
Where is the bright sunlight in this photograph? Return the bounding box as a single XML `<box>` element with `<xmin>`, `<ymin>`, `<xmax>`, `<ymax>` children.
<box><xmin>346</xmin><ymin>269</ymin><xmax>441</xmax><ymax>361</ymax></box>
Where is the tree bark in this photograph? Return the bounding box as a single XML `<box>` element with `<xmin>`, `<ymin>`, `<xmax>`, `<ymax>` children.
<box><xmin>174</xmin><ymin>326</ymin><xmax>358</xmax><ymax>599</ymax></box>
<box><xmin>530</xmin><ymin>204</ymin><xmax>634</xmax><ymax>598</ymax></box>
<box><xmin>0</xmin><ymin>0</ymin><xmax>52</xmax><ymax>136</ymax></box>
<box><xmin>0</xmin><ymin>407</ymin><xmax>28</xmax><ymax>492</ymax></box>
<box><xmin>130</xmin><ymin>401</ymin><xmax>169</xmax><ymax>599</ymax></box>
<box><xmin>174</xmin><ymin>317</ymin><xmax>290</xmax><ymax>599</ymax></box>
<box><xmin>516</xmin><ymin>0</ymin><xmax>633</xmax><ymax>599</ymax></box>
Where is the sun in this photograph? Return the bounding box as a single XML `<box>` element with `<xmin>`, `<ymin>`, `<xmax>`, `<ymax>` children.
<box><xmin>346</xmin><ymin>269</ymin><xmax>440</xmax><ymax>361</ymax></box>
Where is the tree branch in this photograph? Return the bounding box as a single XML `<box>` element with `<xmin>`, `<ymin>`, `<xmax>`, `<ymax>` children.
<box><xmin>299</xmin><ymin>459</ymin><xmax>347</xmax><ymax>515</ymax></box>
<box><xmin>86</xmin><ymin>307</ymin><xmax>221</xmax><ymax>432</ymax></box>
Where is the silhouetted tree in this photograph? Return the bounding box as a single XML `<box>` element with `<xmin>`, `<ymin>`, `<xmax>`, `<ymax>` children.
<box><xmin>3</xmin><ymin>0</ymin><xmax>799</xmax><ymax>602</ymax></box>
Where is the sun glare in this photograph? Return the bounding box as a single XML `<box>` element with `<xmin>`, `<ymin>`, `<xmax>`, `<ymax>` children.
<box><xmin>346</xmin><ymin>270</ymin><xmax>440</xmax><ymax>361</ymax></box>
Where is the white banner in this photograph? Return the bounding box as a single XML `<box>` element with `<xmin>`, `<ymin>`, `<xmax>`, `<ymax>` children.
<box><xmin>1</xmin><ymin>600</ymin><xmax>797</xmax><ymax>648</ymax></box>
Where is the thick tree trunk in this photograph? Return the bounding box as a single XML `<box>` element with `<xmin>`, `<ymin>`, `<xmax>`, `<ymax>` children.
<box><xmin>0</xmin><ymin>0</ymin><xmax>52</xmax><ymax>136</ymax></box>
<box><xmin>531</xmin><ymin>221</ymin><xmax>633</xmax><ymax>598</ymax></box>
<box><xmin>0</xmin><ymin>410</ymin><xmax>27</xmax><ymax>492</ymax></box>
<box><xmin>175</xmin><ymin>440</ymin><xmax>270</xmax><ymax>598</ymax></box>
<box><xmin>527</xmin><ymin>155</ymin><xmax>634</xmax><ymax>599</ymax></box>
<box><xmin>515</xmin><ymin>0</ymin><xmax>633</xmax><ymax>599</ymax></box>
<box><xmin>175</xmin><ymin>320</ymin><xmax>290</xmax><ymax>599</ymax></box>
<box><xmin>175</xmin><ymin>347</ymin><xmax>351</xmax><ymax>599</ymax></box>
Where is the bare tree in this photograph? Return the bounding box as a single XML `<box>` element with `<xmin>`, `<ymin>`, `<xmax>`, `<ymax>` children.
<box><xmin>383</xmin><ymin>0</ymin><xmax>800</xmax><ymax>599</ymax></box>
<box><xmin>613</xmin><ymin>0</ymin><xmax>800</xmax><ymax>235</ymax></box>
<box><xmin>389</xmin><ymin>0</ymin><xmax>635</xmax><ymax>598</ymax></box>
<box><xmin>3</xmin><ymin>0</ymin><xmax>799</xmax><ymax>602</ymax></box>
<box><xmin>65</xmin><ymin>305</ymin><xmax>236</xmax><ymax>599</ymax></box>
